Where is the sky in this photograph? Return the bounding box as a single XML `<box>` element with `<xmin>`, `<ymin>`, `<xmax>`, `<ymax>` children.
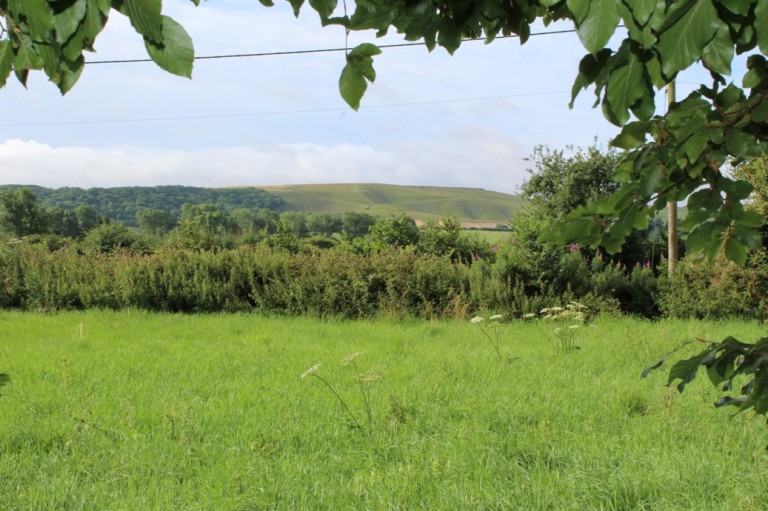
<box><xmin>0</xmin><ymin>0</ymin><xmax>721</xmax><ymax>195</ymax></box>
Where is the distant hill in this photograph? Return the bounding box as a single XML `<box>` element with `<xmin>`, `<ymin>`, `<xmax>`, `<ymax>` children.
<box><xmin>263</xmin><ymin>183</ymin><xmax>524</xmax><ymax>225</ymax></box>
<box><xmin>2</xmin><ymin>183</ymin><xmax>524</xmax><ymax>227</ymax></box>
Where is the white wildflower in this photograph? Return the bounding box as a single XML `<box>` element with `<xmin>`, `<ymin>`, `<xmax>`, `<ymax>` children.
<box><xmin>568</xmin><ymin>325</ymin><xmax>580</xmax><ymax>330</ymax></box>
<box><xmin>470</xmin><ymin>316</ymin><xmax>484</xmax><ymax>324</ymax></box>
<box><xmin>523</xmin><ymin>313</ymin><xmax>536</xmax><ymax>319</ymax></box>
<box><xmin>489</xmin><ymin>314</ymin><xmax>504</xmax><ymax>321</ymax></box>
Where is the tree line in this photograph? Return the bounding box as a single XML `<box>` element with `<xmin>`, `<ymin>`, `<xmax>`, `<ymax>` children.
<box><xmin>0</xmin><ymin>185</ymin><xmax>284</xmax><ymax>227</ymax></box>
<box><xmin>3</xmin><ymin>144</ymin><xmax>768</xmax><ymax>320</ymax></box>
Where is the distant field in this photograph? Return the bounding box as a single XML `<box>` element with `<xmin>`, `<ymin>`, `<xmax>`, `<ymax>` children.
<box><xmin>1</xmin><ymin>311</ymin><xmax>767</xmax><ymax>510</ymax></box>
<box><xmin>262</xmin><ymin>183</ymin><xmax>524</xmax><ymax>223</ymax></box>
<box><xmin>470</xmin><ymin>229</ymin><xmax>512</xmax><ymax>245</ymax></box>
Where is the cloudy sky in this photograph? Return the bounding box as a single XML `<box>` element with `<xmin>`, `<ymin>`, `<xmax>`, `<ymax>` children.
<box><xmin>0</xmin><ymin>0</ymin><xmax>719</xmax><ymax>194</ymax></box>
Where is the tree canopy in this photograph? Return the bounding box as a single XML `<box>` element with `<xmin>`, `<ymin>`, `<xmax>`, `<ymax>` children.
<box><xmin>2</xmin><ymin>0</ymin><xmax>766</xmax><ymax>265</ymax></box>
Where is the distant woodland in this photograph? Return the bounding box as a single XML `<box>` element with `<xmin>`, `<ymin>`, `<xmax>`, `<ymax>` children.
<box><xmin>0</xmin><ymin>185</ymin><xmax>284</xmax><ymax>226</ymax></box>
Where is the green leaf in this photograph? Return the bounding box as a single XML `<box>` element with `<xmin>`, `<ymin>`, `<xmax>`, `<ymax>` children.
<box><xmin>339</xmin><ymin>44</ymin><xmax>381</xmax><ymax>110</ymax></box>
<box><xmin>569</xmin><ymin>49</ymin><xmax>611</xmax><ymax>108</ymax></box>
<box><xmin>20</xmin><ymin>0</ymin><xmax>55</xmax><ymax>41</ymax></box>
<box><xmin>717</xmin><ymin>0</ymin><xmax>752</xmax><ymax>16</ymax></box>
<box><xmin>605</xmin><ymin>49</ymin><xmax>645</xmax><ymax>125</ymax></box>
<box><xmin>724</xmin><ymin>236</ymin><xmax>747</xmax><ymax>266</ymax></box>
<box><xmin>566</xmin><ymin>0</ymin><xmax>589</xmax><ymax>24</ymax></box>
<box><xmin>287</xmin><ymin>0</ymin><xmax>305</xmax><ymax>16</ymax></box>
<box><xmin>755</xmin><ymin>0</ymin><xmax>768</xmax><ymax>54</ymax></box>
<box><xmin>53</xmin><ymin>0</ymin><xmax>88</xmax><ymax>45</ymax></box>
<box><xmin>0</xmin><ymin>40</ymin><xmax>14</xmax><ymax>88</ymax></box>
<box><xmin>575</xmin><ymin>0</ymin><xmax>620</xmax><ymax>55</ymax></box>
<box><xmin>308</xmin><ymin>0</ymin><xmax>336</xmax><ymax>20</ymax></box>
<box><xmin>641</xmin><ymin>341</ymin><xmax>694</xmax><ymax>379</ymax></box>
<box><xmin>701</xmin><ymin>21</ymin><xmax>734</xmax><ymax>76</ymax></box>
<box><xmin>36</xmin><ymin>43</ymin><xmax>58</xmax><ymax>77</ymax></box>
<box><xmin>725</xmin><ymin>130</ymin><xmax>763</xmax><ymax>159</ymax></box>
<box><xmin>732</xmin><ymin>225</ymin><xmax>763</xmax><ymax>249</ymax></box>
<box><xmin>714</xmin><ymin>395</ymin><xmax>748</xmax><ymax>408</ymax></box>
<box><xmin>52</xmin><ymin>56</ymin><xmax>85</xmax><ymax>94</ymax></box>
<box><xmin>610</xmin><ymin>121</ymin><xmax>649</xmax><ymax>149</ymax></box>
<box><xmin>348</xmin><ymin>43</ymin><xmax>382</xmax><ymax>59</ymax></box>
<box><xmin>15</xmin><ymin>39</ymin><xmax>44</xmax><ymax>71</ymax></box>
<box><xmin>656</xmin><ymin>0</ymin><xmax>719</xmax><ymax>78</ymax></box>
<box><xmin>685</xmin><ymin>221</ymin><xmax>726</xmax><ymax>258</ymax></box>
<box><xmin>437</xmin><ymin>18</ymin><xmax>462</xmax><ymax>55</ymax></box>
<box><xmin>734</xmin><ymin>210</ymin><xmax>766</xmax><ymax>228</ymax></box>
<box><xmin>83</xmin><ymin>0</ymin><xmax>110</xmax><ymax>46</ymax></box>
<box><xmin>349</xmin><ymin>5</ymin><xmax>394</xmax><ymax>30</ymax></box>
<box><xmin>124</xmin><ymin>0</ymin><xmax>163</xmax><ymax>44</ymax></box>
<box><xmin>626</xmin><ymin>0</ymin><xmax>657</xmax><ymax>26</ymax></box>
<box><xmin>668</xmin><ymin>348</ymin><xmax>718</xmax><ymax>392</ymax></box>
<box><xmin>339</xmin><ymin>65</ymin><xmax>366</xmax><ymax>111</ymax></box>
<box><xmin>751</xmin><ymin>100</ymin><xmax>768</xmax><ymax>123</ymax></box>
<box><xmin>144</xmin><ymin>16</ymin><xmax>194</xmax><ymax>78</ymax></box>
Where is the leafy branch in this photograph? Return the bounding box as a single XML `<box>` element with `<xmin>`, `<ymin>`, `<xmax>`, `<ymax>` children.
<box><xmin>643</xmin><ymin>335</ymin><xmax>768</xmax><ymax>418</ymax></box>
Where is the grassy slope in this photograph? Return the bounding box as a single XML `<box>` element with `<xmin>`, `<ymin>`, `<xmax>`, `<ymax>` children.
<box><xmin>261</xmin><ymin>183</ymin><xmax>525</xmax><ymax>224</ymax></box>
<box><xmin>1</xmin><ymin>311</ymin><xmax>767</xmax><ymax>510</ymax></box>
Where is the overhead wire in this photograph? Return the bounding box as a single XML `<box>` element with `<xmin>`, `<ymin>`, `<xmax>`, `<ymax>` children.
<box><xmin>0</xmin><ymin>91</ymin><xmax>570</xmax><ymax>127</ymax></box>
<box><xmin>2</xmin><ymin>28</ymin><xmax>579</xmax><ymax>128</ymax></box>
<box><xmin>84</xmin><ymin>29</ymin><xmax>578</xmax><ymax>65</ymax></box>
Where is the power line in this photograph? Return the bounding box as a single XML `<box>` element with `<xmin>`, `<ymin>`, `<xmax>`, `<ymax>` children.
<box><xmin>2</xmin><ymin>28</ymin><xmax>579</xmax><ymax>128</ymax></box>
<box><xmin>0</xmin><ymin>90</ymin><xmax>569</xmax><ymax>127</ymax></box>
<box><xmin>84</xmin><ymin>29</ymin><xmax>577</xmax><ymax>65</ymax></box>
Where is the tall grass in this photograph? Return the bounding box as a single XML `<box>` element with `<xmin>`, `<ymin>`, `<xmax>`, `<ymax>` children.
<box><xmin>1</xmin><ymin>311</ymin><xmax>767</xmax><ymax>509</ymax></box>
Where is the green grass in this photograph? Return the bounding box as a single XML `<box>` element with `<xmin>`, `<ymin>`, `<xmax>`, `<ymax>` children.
<box><xmin>262</xmin><ymin>183</ymin><xmax>525</xmax><ymax>223</ymax></box>
<box><xmin>1</xmin><ymin>311</ymin><xmax>768</xmax><ymax>510</ymax></box>
<box><xmin>470</xmin><ymin>229</ymin><xmax>512</xmax><ymax>244</ymax></box>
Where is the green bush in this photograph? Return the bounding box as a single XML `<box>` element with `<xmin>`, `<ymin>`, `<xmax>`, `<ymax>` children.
<box><xmin>657</xmin><ymin>254</ymin><xmax>768</xmax><ymax>319</ymax></box>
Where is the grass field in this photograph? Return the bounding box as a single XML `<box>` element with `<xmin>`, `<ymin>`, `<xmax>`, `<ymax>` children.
<box><xmin>1</xmin><ymin>311</ymin><xmax>767</xmax><ymax>510</ymax></box>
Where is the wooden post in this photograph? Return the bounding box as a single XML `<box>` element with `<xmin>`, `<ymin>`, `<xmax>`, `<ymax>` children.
<box><xmin>667</xmin><ymin>82</ymin><xmax>678</xmax><ymax>276</ymax></box>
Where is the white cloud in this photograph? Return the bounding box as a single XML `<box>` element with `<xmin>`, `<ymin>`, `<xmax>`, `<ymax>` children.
<box><xmin>0</xmin><ymin>139</ymin><xmax>528</xmax><ymax>194</ymax></box>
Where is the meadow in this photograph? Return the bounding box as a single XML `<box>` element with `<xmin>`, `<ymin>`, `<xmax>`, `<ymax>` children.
<box><xmin>1</xmin><ymin>311</ymin><xmax>768</xmax><ymax>510</ymax></box>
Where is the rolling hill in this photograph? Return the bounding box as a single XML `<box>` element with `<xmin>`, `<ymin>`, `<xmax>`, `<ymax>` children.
<box><xmin>262</xmin><ymin>183</ymin><xmax>525</xmax><ymax>225</ymax></box>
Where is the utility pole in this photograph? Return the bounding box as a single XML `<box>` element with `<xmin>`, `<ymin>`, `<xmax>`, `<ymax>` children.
<box><xmin>667</xmin><ymin>81</ymin><xmax>678</xmax><ymax>277</ymax></box>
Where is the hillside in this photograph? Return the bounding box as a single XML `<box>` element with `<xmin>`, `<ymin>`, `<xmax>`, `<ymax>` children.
<box><xmin>2</xmin><ymin>183</ymin><xmax>524</xmax><ymax>226</ymax></box>
<box><xmin>263</xmin><ymin>183</ymin><xmax>524</xmax><ymax>225</ymax></box>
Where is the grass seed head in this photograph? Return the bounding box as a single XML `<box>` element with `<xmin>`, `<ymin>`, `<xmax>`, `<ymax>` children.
<box><xmin>342</xmin><ymin>352</ymin><xmax>360</xmax><ymax>365</ymax></box>
<box><xmin>301</xmin><ymin>364</ymin><xmax>321</xmax><ymax>379</ymax></box>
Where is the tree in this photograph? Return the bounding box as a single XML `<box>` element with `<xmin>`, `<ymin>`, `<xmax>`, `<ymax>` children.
<box><xmin>0</xmin><ymin>188</ymin><xmax>49</xmax><ymax>237</ymax></box>
<box><xmin>46</xmin><ymin>206</ymin><xmax>80</xmax><ymax>238</ymax></box>
<box><xmin>521</xmin><ymin>143</ymin><xmax>620</xmax><ymax>221</ymax></box>
<box><xmin>342</xmin><ymin>211</ymin><xmax>377</xmax><ymax>240</ymax></box>
<box><xmin>137</xmin><ymin>208</ymin><xmax>177</xmax><ymax>237</ymax></box>
<box><xmin>307</xmin><ymin>212</ymin><xmax>343</xmax><ymax>237</ymax></box>
<box><xmin>518</xmin><ymin>142</ymin><xmax>661</xmax><ymax>268</ymax></box>
<box><xmin>280</xmin><ymin>211</ymin><xmax>310</xmax><ymax>238</ymax></box>
<box><xmin>369</xmin><ymin>213</ymin><xmax>419</xmax><ymax>248</ymax></box>
<box><xmin>83</xmin><ymin>222</ymin><xmax>136</xmax><ymax>253</ymax></box>
<box><xmin>417</xmin><ymin>216</ymin><xmax>494</xmax><ymax>264</ymax></box>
